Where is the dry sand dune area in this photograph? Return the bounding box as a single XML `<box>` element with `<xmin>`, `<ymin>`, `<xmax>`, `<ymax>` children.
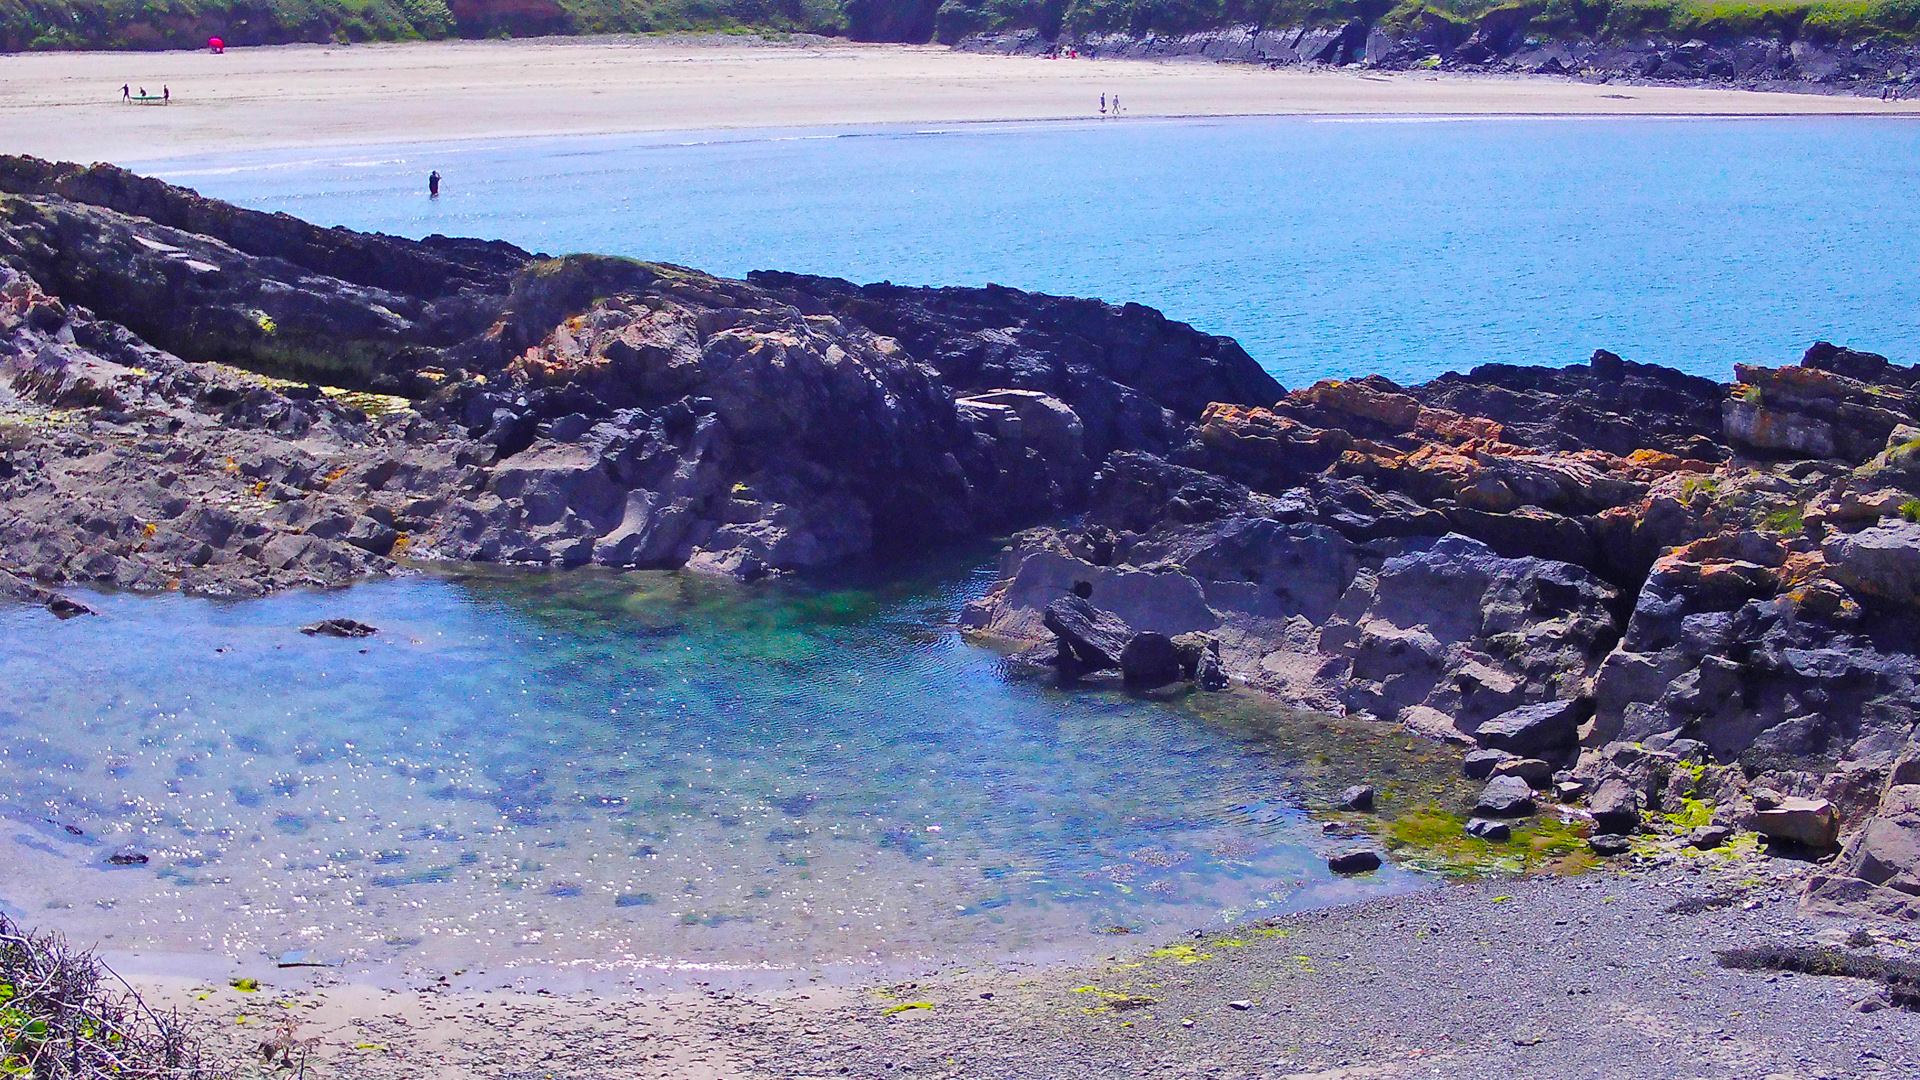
<box><xmin>5</xmin><ymin>35</ymin><xmax>1920</xmax><ymax>162</ymax></box>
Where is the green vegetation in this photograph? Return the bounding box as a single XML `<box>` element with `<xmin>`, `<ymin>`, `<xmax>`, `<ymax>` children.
<box><xmin>1901</xmin><ymin>498</ymin><xmax>1920</xmax><ymax>522</ymax></box>
<box><xmin>1762</xmin><ymin>502</ymin><xmax>1805</xmax><ymax>535</ymax></box>
<box><xmin>1382</xmin><ymin>804</ymin><xmax>1598</xmax><ymax>877</ymax></box>
<box><xmin>0</xmin><ymin>0</ymin><xmax>847</xmax><ymax>52</ymax></box>
<box><xmin>0</xmin><ymin>912</ymin><xmax>212</xmax><ymax>1078</ymax></box>
<box><xmin>929</xmin><ymin>0</ymin><xmax>1920</xmax><ymax>45</ymax></box>
<box><xmin>9</xmin><ymin>0</ymin><xmax>1920</xmax><ymax>51</ymax></box>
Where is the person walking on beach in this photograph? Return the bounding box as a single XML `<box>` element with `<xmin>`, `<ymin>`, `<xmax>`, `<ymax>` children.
<box><xmin>1112</xmin><ymin>93</ymin><xmax>1120</xmax><ymax>116</ymax></box>
<box><xmin>162</xmin><ymin>85</ymin><xmax>169</xmax><ymax>104</ymax></box>
<box><xmin>121</xmin><ymin>84</ymin><xmax>130</xmax><ymax>102</ymax></box>
<box><xmin>428</xmin><ymin>170</ymin><xmax>441</xmax><ymax>198</ymax></box>
<box><xmin>1099</xmin><ymin>93</ymin><xmax>1107</xmax><ymax>117</ymax></box>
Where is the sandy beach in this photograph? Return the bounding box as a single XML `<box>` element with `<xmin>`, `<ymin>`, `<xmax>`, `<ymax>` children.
<box><xmin>5</xmin><ymin>35</ymin><xmax>1920</xmax><ymax>163</ymax></box>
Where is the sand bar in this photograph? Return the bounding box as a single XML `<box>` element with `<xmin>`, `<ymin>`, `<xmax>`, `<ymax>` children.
<box><xmin>5</xmin><ymin>35</ymin><xmax>1920</xmax><ymax>164</ymax></box>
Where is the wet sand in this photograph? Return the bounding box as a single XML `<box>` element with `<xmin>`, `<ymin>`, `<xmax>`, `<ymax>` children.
<box><xmin>4</xmin><ymin>35</ymin><xmax>1920</xmax><ymax>164</ymax></box>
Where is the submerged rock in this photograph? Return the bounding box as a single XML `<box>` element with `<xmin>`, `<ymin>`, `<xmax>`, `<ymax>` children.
<box><xmin>300</xmin><ymin>618</ymin><xmax>379</xmax><ymax>639</ymax></box>
<box><xmin>1327</xmin><ymin>849</ymin><xmax>1383</xmax><ymax>874</ymax></box>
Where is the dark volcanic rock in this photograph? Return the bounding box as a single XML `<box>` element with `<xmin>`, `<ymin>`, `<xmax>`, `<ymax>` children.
<box><xmin>1590</xmin><ymin>778</ymin><xmax>1642</xmax><ymax>835</ymax></box>
<box><xmin>1474</xmin><ymin>700</ymin><xmax>1584</xmax><ymax>758</ymax></box>
<box><xmin>1327</xmin><ymin>849</ymin><xmax>1383</xmax><ymax>874</ymax></box>
<box><xmin>1474</xmin><ymin>775</ymin><xmax>1538</xmax><ymax>818</ymax></box>
<box><xmin>1410</xmin><ymin>351</ymin><xmax>1727</xmax><ymax>459</ymax></box>
<box><xmin>749</xmin><ymin>271</ymin><xmax>1284</xmax><ymax>464</ymax></box>
<box><xmin>1043</xmin><ymin>597</ymin><xmax>1134</xmax><ymax>675</ymax></box>
<box><xmin>1119</xmin><ymin>631</ymin><xmax>1184</xmax><ymax>688</ymax></box>
<box><xmin>1339</xmin><ymin>785</ymin><xmax>1377</xmax><ymax>812</ymax></box>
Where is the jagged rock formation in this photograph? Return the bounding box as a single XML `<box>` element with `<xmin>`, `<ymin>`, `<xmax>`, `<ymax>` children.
<box><xmin>0</xmin><ymin>154</ymin><xmax>1278</xmax><ymax>593</ymax></box>
<box><xmin>964</xmin><ymin>343</ymin><xmax>1920</xmax><ymax>918</ymax></box>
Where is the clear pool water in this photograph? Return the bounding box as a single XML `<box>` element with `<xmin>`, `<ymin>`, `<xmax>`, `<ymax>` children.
<box><xmin>0</xmin><ymin>561</ymin><xmax>1430</xmax><ymax>982</ymax></box>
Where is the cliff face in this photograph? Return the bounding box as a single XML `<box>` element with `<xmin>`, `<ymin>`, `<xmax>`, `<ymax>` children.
<box><xmin>0</xmin><ymin>154</ymin><xmax>1278</xmax><ymax>592</ymax></box>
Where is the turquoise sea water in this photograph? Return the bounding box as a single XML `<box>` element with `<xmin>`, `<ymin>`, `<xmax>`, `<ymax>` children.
<box><xmin>141</xmin><ymin>115</ymin><xmax>1920</xmax><ymax>387</ymax></box>
<box><xmin>0</xmin><ymin>563</ymin><xmax>1428</xmax><ymax>981</ymax></box>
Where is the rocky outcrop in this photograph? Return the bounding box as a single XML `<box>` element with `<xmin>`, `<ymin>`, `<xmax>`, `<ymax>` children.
<box><xmin>956</xmin><ymin>22</ymin><xmax>1920</xmax><ymax>99</ymax></box>
<box><xmin>10</xmin><ymin>153</ymin><xmax>1920</xmax><ymax>926</ymax></box>
<box><xmin>964</xmin><ymin>332</ymin><xmax>1920</xmax><ymax>913</ymax></box>
<box><xmin>0</xmin><ymin>155</ymin><xmax>1283</xmax><ymax>596</ymax></box>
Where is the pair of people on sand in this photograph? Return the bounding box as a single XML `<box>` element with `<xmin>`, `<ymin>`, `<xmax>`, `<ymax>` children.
<box><xmin>1100</xmin><ymin>92</ymin><xmax>1121</xmax><ymax>116</ymax></box>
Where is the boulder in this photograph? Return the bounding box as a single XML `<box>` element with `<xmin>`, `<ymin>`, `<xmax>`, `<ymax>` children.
<box><xmin>1589</xmin><ymin>777</ymin><xmax>1641</xmax><ymax>835</ymax></box>
<box><xmin>1043</xmin><ymin>597</ymin><xmax>1134</xmax><ymax>675</ymax></box>
<box><xmin>1463</xmin><ymin>748</ymin><xmax>1518</xmax><ymax>780</ymax></box>
<box><xmin>1824</xmin><ymin>522</ymin><xmax>1920</xmax><ymax>607</ymax></box>
<box><xmin>1588</xmin><ymin>834</ymin><xmax>1632</xmax><ymax>857</ymax></box>
<box><xmin>1688</xmin><ymin>824</ymin><xmax>1733</xmax><ymax>849</ymax></box>
<box><xmin>1751</xmin><ymin>796</ymin><xmax>1840</xmax><ymax>850</ymax></box>
<box><xmin>1172</xmin><ymin>631</ymin><xmax>1230</xmax><ymax>691</ymax></box>
<box><xmin>1119</xmin><ymin>631</ymin><xmax>1184</xmax><ymax>688</ymax></box>
<box><xmin>1475</xmin><ymin>775</ymin><xmax>1537</xmax><ymax>817</ymax></box>
<box><xmin>1474</xmin><ymin>700</ymin><xmax>1583</xmax><ymax>758</ymax></box>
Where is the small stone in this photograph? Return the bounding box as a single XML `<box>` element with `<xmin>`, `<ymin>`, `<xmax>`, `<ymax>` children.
<box><xmin>1853</xmin><ymin>990</ymin><xmax>1892</xmax><ymax>1013</ymax></box>
<box><xmin>1328</xmin><ymin>849</ymin><xmax>1383</xmax><ymax>874</ymax></box>
<box><xmin>1466</xmin><ymin>818</ymin><xmax>1511</xmax><ymax>842</ymax></box>
<box><xmin>1227</xmin><ymin>1000</ymin><xmax>1253</xmax><ymax>1011</ymax></box>
<box><xmin>1463</xmin><ymin>748</ymin><xmax>1517</xmax><ymax>780</ymax></box>
<box><xmin>1688</xmin><ymin>824</ymin><xmax>1732</xmax><ymax>850</ymax></box>
<box><xmin>300</xmin><ymin>618</ymin><xmax>379</xmax><ymax>638</ymax></box>
<box><xmin>1474</xmin><ymin>775</ymin><xmax>1537</xmax><ymax>817</ymax></box>
<box><xmin>1588</xmin><ymin>834</ymin><xmax>1632</xmax><ymax>857</ymax></box>
<box><xmin>1554</xmin><ymin>780</ymin><xmax>1588</xmax><ymax>802</ymax></box>
<box><xmin>106</xmin><ymin>851</ymin><xmax>149</xmax><ymax>866</ymax></box>
<box><xmin>1181</xmin><ymin>1018</ymin><xmax>1195</xmax><ymax>1027</ymax></box>
<box><xmin>1338</xmin><ymin>785</ymin><xmax>1376</xmax><ymax>812</ymax></box>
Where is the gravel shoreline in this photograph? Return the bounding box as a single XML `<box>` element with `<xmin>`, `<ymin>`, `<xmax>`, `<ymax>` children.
<box><xmin>143</xmin><ymin>853</ymin><xmax>1919</xmax><ymax>1079</ymax></box>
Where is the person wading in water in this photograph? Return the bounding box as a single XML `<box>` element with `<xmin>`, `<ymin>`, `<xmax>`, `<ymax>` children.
<box><xmin>428</xmin><ymin>170</ymin><xmax>441</xmax><ymax>198</ymax></box>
